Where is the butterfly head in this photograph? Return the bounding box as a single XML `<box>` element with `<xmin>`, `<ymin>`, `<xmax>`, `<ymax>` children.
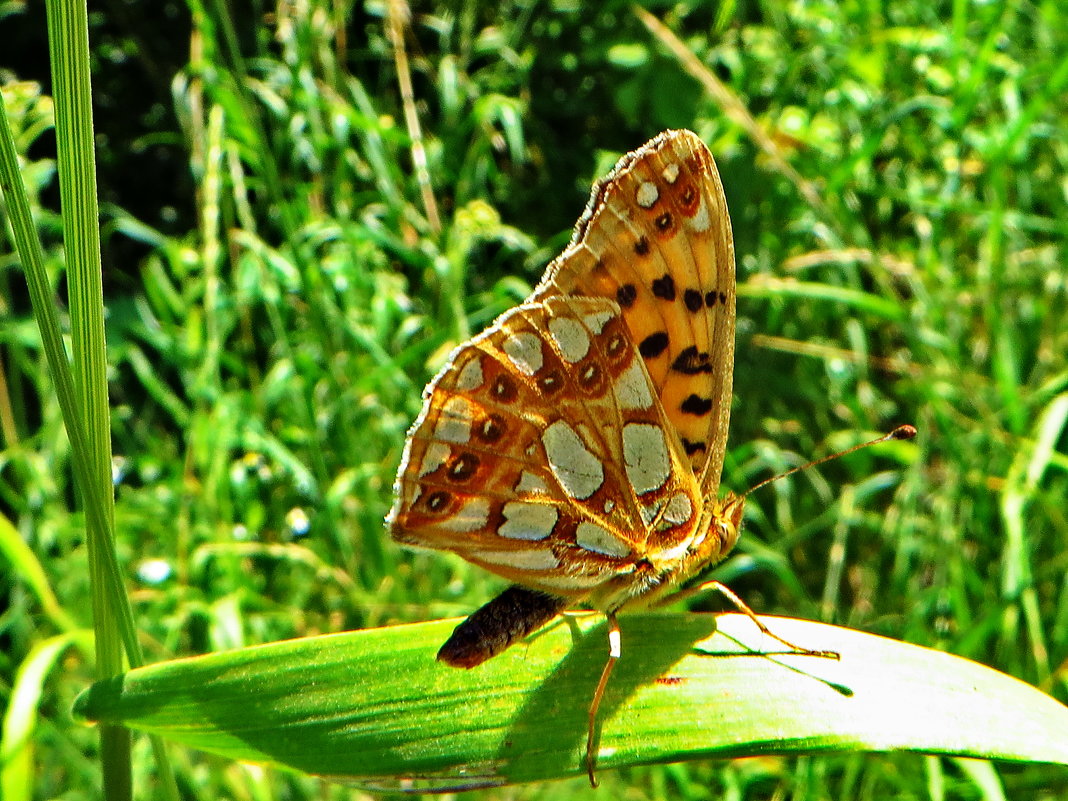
<box><xmin>701</xmin><ymin>491</ymin><xmax>744</xmax><ymax>564</ymax></box>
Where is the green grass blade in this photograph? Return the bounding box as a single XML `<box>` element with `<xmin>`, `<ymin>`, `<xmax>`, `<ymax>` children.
<box><xmin>739</xmin><ymin>277</ymin><xmax>906</xmax><ymax>322</ymax></box>
<box><xmin>0</xmin><ymin>513</ymin><xmax>79</xmax><ymax>634</ymax></box>
<box><xmin>45</xmin><ymin>2</ymin><xmax>135</xmax><ymax>797</ymax></box>
<box><xmin>1</xmin><ymin>632</ymin><xmax>88</xmax><ymax>801</ymax></box>
<box><xmin>73</xmin><ymin>614</ymin><xmax>1068</xmax><ymax>788</ymax></box>
<box><xmin>1000</xmin><ymin>392</ymin><xmax>1068</xmax><ymax>681</ymax></box>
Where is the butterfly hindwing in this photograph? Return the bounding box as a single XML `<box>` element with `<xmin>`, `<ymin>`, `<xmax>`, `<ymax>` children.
<box><xmin>389</xmin><ymin>294</ymin><xmax>702</xmax><ymax>601</ymax></box>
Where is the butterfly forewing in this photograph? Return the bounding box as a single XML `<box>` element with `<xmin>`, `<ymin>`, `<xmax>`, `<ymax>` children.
<box><xmin>533</xmin><ymin>130</ymin><xmax>736</xmax><ymax>494</ymax></box>
<box><xmin>389</xmin><ymin>294</ymin><xmax>703</xmax><ymax>602</ymax></box>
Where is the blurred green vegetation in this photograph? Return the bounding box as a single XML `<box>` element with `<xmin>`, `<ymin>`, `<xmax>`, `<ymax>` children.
<box><xmin>1</xmin><ymin>1</ymin><xmax>1066</xmax><ymax>799</ymax></box>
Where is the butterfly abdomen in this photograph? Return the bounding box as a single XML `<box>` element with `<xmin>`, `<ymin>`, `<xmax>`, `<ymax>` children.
<box><xmin>437</xmin><ymin>586</ymin><xmax>569</xmax><ymax>668</ymax></box>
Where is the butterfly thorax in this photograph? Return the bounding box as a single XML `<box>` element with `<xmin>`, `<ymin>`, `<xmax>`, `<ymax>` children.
<box><xmin>588</xmin><ymin>491</ymin><xmax>745</xmax><ymax>613</ymax></box>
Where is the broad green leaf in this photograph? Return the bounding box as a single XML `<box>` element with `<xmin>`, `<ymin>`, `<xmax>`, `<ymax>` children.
<box><xmin>74</xmin><ymin>613</ymin><xmax>1068</xmax><ymax>788</ymax></box>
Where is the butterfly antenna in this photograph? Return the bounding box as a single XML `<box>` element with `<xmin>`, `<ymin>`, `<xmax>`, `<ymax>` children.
<box><xmin>741</xmin><ymin>424</ymin><xmax>916</xmax><ymax>500</ymax></box>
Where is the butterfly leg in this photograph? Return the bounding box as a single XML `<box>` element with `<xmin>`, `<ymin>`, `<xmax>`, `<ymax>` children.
<box><xmin>585</xmin><ymin>611</ymin><xmax>621</xmax><ymax>788</ymax></box>
<box><xmin>661</xmin><ymin>580</ymin><xmax>839</xmax><ymax>660</ymax></box>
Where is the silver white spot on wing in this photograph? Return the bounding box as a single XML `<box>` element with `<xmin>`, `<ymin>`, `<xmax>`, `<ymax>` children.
<box><xmin>689</xmin><ymin>196</ymin><xmax>711</xmax><ymax>233</ymax></box>
<box><xmin>640</xmin><ymin>498</ymin><xmax>664</xmax><ymax>527</ymax></box>
<box><xmin>582</xmin><ymin>309</ymin><xmax>615</xmax><ymax>335</ymax></box>
<box><xmin>454</xmin><ymin>357</ymin><xmax>484</xmax><ymax>391</ymax></box>
<box><xmin>516</xmin><ymin>471</ymin><xmax>549</xmax><ymax>494</ymax></box>
<box><xmin>534</xmin><ymin>572</ymin><xmax>610</xmax><ymax>591</ymax></box>
<box><xmin>435</xmin><ymin>397</ymin><xmax>473</xmax><ymax>443</ymax></box>
<box><xmin>418</xmin><ymin>441</ymin><xmax>450</xmax><ymax>478</ymax></box>
<box><xmin>548</xmin><ymin>316</ymin><xmax>590</xmax><ymax>363</ymax></box>
<box><xmin>652</xmin><ymin>536</ymin><xmax>692</xmax><ymax>564</ymax></box>
<box><xmin>622</xmin><ymin>423</ymin><xmax>672</xmax><ymax>495</ymax></box>
<box><xmin>473</xmin><ymin>548</ymin><xmax>559</xmax><ymax>571</ymax></box>
<box><xmin>498</xmin><ymin>501</ymin><xmax>558</xmax><ymax>541</ymax></box>
<box><xmin>636</xmin><ymin>181</ymin><xmax>659</xmax><ymax>209</ymax></box>
<box><xmin>440</xmin><ymin>497</ymin><xmax>490</xmax><ymax>532</ymax></box>
<box><xmin>576</xmin><ymin>521</ymin><xmax>631</xmax><ymax>558</ymax></box>
<box><xmin>663</xmin><ymin>492</ymin><xmax>693</xmax><ymax>525</ymax></box>
<box><xmin>661</xmin><ymin>163</ymin><xmax>680</xmax><ymax>184</ymax></box>
<box><xmin>542</xmin><ymin>420</ymin><xmax>604</xmax><ymax>500</ymax></box>
<box><xmin>613</xmin><ymin>358</ymin><xmax>654</xmax><ymax>410</ymax></box>
<box><xmin>503</xmin><ymin>331</ymin><xmax>544</xmax><ymax>376</ymax></box>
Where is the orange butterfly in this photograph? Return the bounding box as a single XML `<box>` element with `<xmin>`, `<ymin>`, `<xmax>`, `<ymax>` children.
<box><xmin>388</xmin><ymin>130</ymin><xmax>913</xmax><ymax>784</ymax></box>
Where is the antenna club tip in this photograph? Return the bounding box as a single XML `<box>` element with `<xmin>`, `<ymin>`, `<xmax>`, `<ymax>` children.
<box><xmin>890</xmin><ymin>424</ymin><xmax>917</xmax><ymax>440</ymax></box>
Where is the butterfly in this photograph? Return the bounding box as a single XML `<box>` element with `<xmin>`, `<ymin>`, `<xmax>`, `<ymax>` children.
<box><xmin>387</xmin><ymin>130</ymin><xmax>912</xmax><ymax>784</ymax></box>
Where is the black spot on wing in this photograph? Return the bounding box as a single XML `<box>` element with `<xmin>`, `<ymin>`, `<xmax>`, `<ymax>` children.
<box><xmin>651</xmin><ymin>274</ymin><xmax>676</xmax><ymax>301</ymax></box>
<box><xmin>681</xmin><ymin>395</ymin><xmax>713</xmax><ymax>416</ymax></box>
<box><xmin>684</xmin><ymin>289</ymin><xmax>703</xmax><ymax>312</ymax></box>
<box><xmin>639</xmin><ymin>332</ymin><xmax>669</xmax><ymax>358</ymax></box>
<box><xmin>681</xmin><ymin>438</ymin><xmax>707</xmax><ymax>455</ymax></box>
<box><xmin>672</xmin><ymin>346</ymin><xmax>713</xmax><ymax>375</ymax></box>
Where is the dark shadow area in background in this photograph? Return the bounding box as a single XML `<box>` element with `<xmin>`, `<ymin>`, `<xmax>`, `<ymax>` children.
<box><xmin>5</xmin><ymin>1</ymin><xmax>194</xmax><ymax>286</ymax></box>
